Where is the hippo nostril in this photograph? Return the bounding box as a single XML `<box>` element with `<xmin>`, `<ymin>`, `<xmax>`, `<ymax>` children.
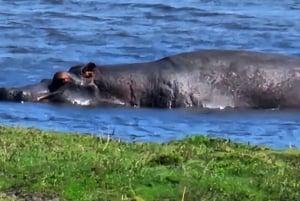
<box><xmin>0</xmin><ymin>88</ymin><xmax>28</xmax><ymax>101</ymax></box>
<box><xmin>15</xmin><ymin>91</ymin><xmax>31</xmax><ymax>102</ymax></box>
<box><xmin>8</xmin><ymin>90</ymin><xmax>16</xmax><ymax>99</ymax></box>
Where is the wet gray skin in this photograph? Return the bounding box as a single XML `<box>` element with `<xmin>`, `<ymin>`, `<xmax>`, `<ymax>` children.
<box><xmin>39</xmin><ymin>83</ymin><xmax>125</xmax><ymax>106</ymax></box>
<box><xmin>0</xmin><ymin>72</ymin><xmax>96</xmax><ymax>105</ymax></box>
<box><xmin>0</xmin><ymin>79</ymin><xmax>52</xmax><ymax>102</ymax></box>
<box><xmin>0</xmin><ymin>70</ymin><xmax>124</xmax><ymax>106</ymax></box>
<box><xmin>2</xmin><ymin>49</ymin><xmax>300</xmax><ymax>109</ymax></box>
<box><xmin>67</xmin><ymin>50</ymin><xmax>300</xmax><ymax>109</ymax></box>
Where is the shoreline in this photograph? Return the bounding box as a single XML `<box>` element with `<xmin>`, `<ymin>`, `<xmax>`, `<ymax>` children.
<box><xmin>0</xmin><ymin>125</ymin><xmax>299</xmax><ymax>201</ymax></box>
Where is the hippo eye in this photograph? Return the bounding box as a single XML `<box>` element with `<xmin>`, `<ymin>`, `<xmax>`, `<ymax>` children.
<box><xmin>52</xmin><ymin>72</ymin><xmax>71</xmax><ymax>86</ymax></box>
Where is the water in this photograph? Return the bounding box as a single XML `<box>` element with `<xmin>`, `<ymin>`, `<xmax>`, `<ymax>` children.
<box><xmin>0</xmin><ymin>0</ymin><xmax>300</xmax><ymax>149</ymax></box>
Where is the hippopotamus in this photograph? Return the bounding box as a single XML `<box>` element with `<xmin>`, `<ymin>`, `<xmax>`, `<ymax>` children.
<box><xmin>1</xmin><ymin>49</ymin><xmax>300</xmax><ymax>109</ymax></box>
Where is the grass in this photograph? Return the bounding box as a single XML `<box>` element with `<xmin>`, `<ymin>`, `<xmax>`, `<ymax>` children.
<box><xmin>0</xmin><ymin>125</ymin><xmax>299</xmax><ymax>201</ymax></box>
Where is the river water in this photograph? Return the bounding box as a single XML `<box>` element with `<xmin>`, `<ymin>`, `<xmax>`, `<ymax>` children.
<box><xmin>0</xmin><ymin>0</ymin><xmax>300</xmax><ymax>149</ymax></box>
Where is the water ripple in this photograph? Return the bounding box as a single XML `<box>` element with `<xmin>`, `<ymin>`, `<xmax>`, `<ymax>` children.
<box><xmin>0</xmin><ymin>0</ymin><xmax>300</xmax><ymax>149</ymax></box>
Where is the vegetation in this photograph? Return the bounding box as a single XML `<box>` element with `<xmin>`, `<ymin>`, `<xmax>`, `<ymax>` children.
<box><xmin>0</xmin><ymin>125</ymin><xmax>299</xmax><ymax>201</ymax></box>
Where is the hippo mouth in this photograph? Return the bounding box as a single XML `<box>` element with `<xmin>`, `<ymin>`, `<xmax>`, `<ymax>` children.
<box><xmin>0</xmin><ymin>68</ymin><xmax>96</xmax><ymax>105</ymax></box>
<box><xmin>0</xmin><ymin>79</ymin><xmax>52</xmax><ymax>103</ymax></box>
<box><xmin>35</xmin><ymin>71</ymin><xmax>95</xmax><ymax>102</ymax></box>
<box><xmin>0</xmin><ymin>62</ymin><xmax>125</xmax><ymax>107</ymax></box>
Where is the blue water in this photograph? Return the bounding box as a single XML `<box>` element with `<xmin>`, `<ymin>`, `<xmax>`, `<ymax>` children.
<box><xmin>0</xmin><ymin>0</ymin><xmax>300</xmax><ymax>149</ymax></box>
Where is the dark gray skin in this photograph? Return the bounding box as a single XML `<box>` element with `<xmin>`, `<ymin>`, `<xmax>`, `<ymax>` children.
<box><xmin>1</xmin><ymin>49</ymin><xmax>300</xmax><ymax>109</ymax></box>
<box><xmin>0</xmin><ymin>79</ymin><xmax>52</xmax><ymax>102</ymax></box>
<box><xmin>0</xmin><ymin>71</ymin><xmax>98</xmax><ymax>105</ymax></box>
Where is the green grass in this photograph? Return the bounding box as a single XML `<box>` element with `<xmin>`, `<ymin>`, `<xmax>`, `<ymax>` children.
<box><xmin>0</xmin><ymin>125</ymin><xmax>299</xmax><ymax>201</ymax></box>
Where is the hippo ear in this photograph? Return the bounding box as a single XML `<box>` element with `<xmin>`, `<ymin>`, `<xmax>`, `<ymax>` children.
<box><xmin>84</xmin><ymin>62</ymin><xmax>96</xmax><ymax>71</ymax></box>
<box><xmin>82</xmin><ymin>62</ymin><xmax>96</xmax><ymax>78</ymax></box>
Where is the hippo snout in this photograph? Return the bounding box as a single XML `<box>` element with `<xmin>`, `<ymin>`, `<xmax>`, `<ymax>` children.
<box><xmin>0</xmin><ymin>88</ymin><xmax>33</xmax><ymax>102</ymax></box>
<box><xmin>0</xmin><ymin>88</ymin><xmax>7</xmax><ymax>97</ymax></box>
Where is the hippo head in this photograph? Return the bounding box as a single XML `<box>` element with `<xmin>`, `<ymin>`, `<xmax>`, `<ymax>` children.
<box><xmin>0</xmin><ymin>62</ymin><xmax>125</xmax><ymax>107</ymax></box>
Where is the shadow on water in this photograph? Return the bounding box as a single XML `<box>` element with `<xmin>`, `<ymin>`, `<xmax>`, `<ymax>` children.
<box><xmin>0</xmin><ymin>0</ymin><xmax>300</xmax><ymax>149</ymax></box>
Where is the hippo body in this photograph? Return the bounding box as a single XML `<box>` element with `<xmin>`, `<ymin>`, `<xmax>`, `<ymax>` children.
<box><xmin>1</xmin><ymin>49</ymin><xmax>300</xmax><ymax>109</ymax></box>
<box><xmin>68</xmin><ymin>50</ymin><xmax>300</xmax><ymax>109</ymax></box>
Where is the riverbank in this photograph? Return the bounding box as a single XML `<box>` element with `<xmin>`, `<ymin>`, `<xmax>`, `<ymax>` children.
<box><xmin>0</xmin><ymin>126</ymin><xmax>299</xmax><ymax>201</ymax></box>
